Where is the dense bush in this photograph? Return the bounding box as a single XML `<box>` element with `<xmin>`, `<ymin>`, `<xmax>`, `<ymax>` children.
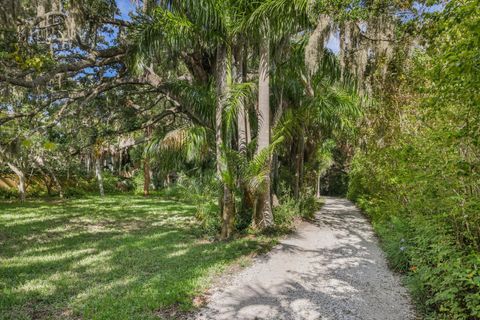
<box><xmin>158</xmin><ymin>174</ymin><xmax>324</xmax><ymax>236</ymax></box>
<box><xmin>0</xmin><ymin>188</ymin><xmax>17</xmax><ymax>200</ymax></box>
<box><xmin>349</xmin><ymin>3</ymin><xmax>480</xmax><ymax>318</ymax></box>
<box><xmin>273</xmin><ymin>195</ymin><xmax>299</xmax><ymax>229</ymax></box>
<box><xmin>274</xmin><ymin>184</ymin><xmax>323</xmax><ymax>230</ymax></box>
<box><xmin>349</xmin><ymin>140</ymin><xmax>480</xmax><ymax>319</ymax></box>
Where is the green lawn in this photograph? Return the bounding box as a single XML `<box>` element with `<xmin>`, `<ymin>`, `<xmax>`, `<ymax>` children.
<box><xmin>0</xmin><ymin>195</ymin><xmax>273</xmax><ymax>320</ymax></box>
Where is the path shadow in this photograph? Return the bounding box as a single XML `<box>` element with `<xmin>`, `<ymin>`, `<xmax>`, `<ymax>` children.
<box><xmin>195</xmin><ymin>197</ymin><xmax>414</xmax><ymax>320</ymax></box>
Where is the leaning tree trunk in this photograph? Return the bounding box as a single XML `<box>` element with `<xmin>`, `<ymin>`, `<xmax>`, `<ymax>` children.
<box><xmin>95</xmin><ymin>155</ymin><xmax>105</xmax><ymax>197</ymax></box>
<box><xmin>254</xmin><ymin>33</ymin><xmax>274</xmax><ymax>229</ymax></box>
<box><xmin>7</xmin><ymin>163</ymin><xmax>26</xmax><ymax>202</ymax></box>
<box><xmin>36</xmin><ymin>158</ymin><xmax>63</xmax><ymax>198</ymax></box>
<box><xmin>216</xmin><ymin>44</ymin><xmax>236</xmax><ymax>239</ymax></box>
<box><xmin>49</xmin><ymin>169</ymin><xmax>63</xmax><ymax>198</ymax></box>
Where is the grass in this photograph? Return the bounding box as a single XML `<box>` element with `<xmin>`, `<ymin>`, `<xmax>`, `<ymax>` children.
<box><xmin>0</xmin><ymin>194</ymin><xmax>275</xmax><ymax>320</ymax></box>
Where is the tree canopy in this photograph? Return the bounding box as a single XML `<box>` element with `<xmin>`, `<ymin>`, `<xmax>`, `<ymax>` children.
<box><xmin>1</xmin><ymin>1</ymin><xmax>479</xmax><ymax>318</ymax></box>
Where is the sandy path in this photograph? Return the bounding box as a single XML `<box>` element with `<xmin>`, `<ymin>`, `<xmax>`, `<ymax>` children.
<box><xmin>194</xmin><ymin>197</ymin><xmax>414</xmax><ymax>320</ymax></box>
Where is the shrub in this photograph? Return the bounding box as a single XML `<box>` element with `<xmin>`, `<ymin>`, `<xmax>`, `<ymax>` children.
<box><xmin>0</xmin><ymin>188</ymin><xmax>18</xmax><ymax>200</ymax></box>
<box><xmin>298</xmin><ymin>191</ymin><xmax>322</xmax><ymax>220</ymax></box>
<box><xmin>195</xmin><ymin>200</ymin><xmax>220</xmax><ymax>236</ymax></box>
<box><xmin>349</xmin><ymin>144</ymin><xmax>480</xmax><ymax>319</ymax></box>
<box><xmin>273</xmin><ymin>195</ymin><xmax>299</xmax><ymax>229</ymax></box>
<box><xmin>274</xmin><ymin>185</ymin><xmax>323</xmax><ymax>231</ymax></box>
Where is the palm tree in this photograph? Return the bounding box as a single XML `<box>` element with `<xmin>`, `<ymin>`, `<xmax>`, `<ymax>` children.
<box><xmin>130</xmin><ymin>0</ymin><xmax>250</xmax><ymax>238</ymax></box>
<box><xmin>244</xmin><ymin>0</ymin><xmax>311</xmax><ymax>228</ymax></box>
<box><xmin>272</xmin><ymin>41</ymin><xmax>361</xmax><ymax>199</ymax></box>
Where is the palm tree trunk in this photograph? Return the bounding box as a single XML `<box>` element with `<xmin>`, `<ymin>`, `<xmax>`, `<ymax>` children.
<box><xmin>235</xmin><ymin>43</ymin><xmax>254</xmax><ymax>225</ymax></box>
<box><xmin>254</xmin><ymin>33</ymin><xmax>274</xmax><ymax>229</ymax></box>
<box><xmin>216</xmin><ymin>44</ymin><xmax>236</xmax><ymax>239</ymax></box>
<box><xmin>221</xmin><ymin>185</ymin><xmax>235</xmax><ymax>239</ymax></box>
<box><xmin>272</xmin><ymin>152</ymin><xmax>280</xmax><ymax>196</ymax></box>
<box><xmin>7</xmin><ymin>163</ymin><xmax>25</xmax><ymax>202</ymax></box>
<box><xmin>215</xmin><ymin>45</ymin><xmax>227</xmax><ymax>177</ymax></box>
<box><xmin>242</xmin><ymin>43</ymin><xmax>252</xmax><ymax>146</ymax></box>
<box><xmin>294</xmin><ymin>127</ymin><xmax>305</xmax><ymax>199</ymax></box>
<box><xmin>236</xmin><ymin>47</ymin><xmax>248</xmax><ymax>154</ymax></box>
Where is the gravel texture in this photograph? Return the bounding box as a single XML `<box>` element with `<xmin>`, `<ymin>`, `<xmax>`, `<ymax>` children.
<box><xmin>194</xmin><ymin>197</ymin><xmax>415</xmax><ymax>320</ymax></box>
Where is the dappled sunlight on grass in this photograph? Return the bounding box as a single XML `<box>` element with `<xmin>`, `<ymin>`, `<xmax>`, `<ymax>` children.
<box><xmin>0</xmin><ymin>195</ymin><xmax>273</xmax><ymax>319</ymax></box>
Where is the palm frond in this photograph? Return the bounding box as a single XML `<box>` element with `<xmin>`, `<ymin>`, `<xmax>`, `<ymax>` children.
<box><xmin>129</xmin><ymin>7</ymin><xmax>196</xmax><ymax>73</ymax></box>
<box><xmin>148</xmin><ymin>125</ymin><xmax>212</xmax><ymax>172</ymax></box>
<box><xmin>245</xmin><ymin>0</ymin><xmax>312</xmax><ymax>41</ymax></box>
<box><xmin>223</xmin><ymin>81</ymin><xmax>256</xmax><ymax>137</ymax></box>
<box><xmin>157</xmin><ymin>0</ymin><xmax>227</xmax><ymax>40</ymax></box>
<box><xmin>241</xmin><ymin>134</ymin><xmax>284</xmax><ymax>193</ymax></box>
<box><xmin>162</xmin><ymin>80</ymin><xmax>216</xmax><ymax>128</ymax></box>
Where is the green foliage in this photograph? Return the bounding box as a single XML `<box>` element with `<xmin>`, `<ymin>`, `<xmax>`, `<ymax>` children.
<box><xmin>273</xmin><ymin>195</ymin><xmax>299</xmax><ymax>230</ymax></box>
<box><xmin>349</xmin><ymin>1</ymin><xmax>480</xmax><ymax>319</ymax></box>
<box><xmin>348</xmin><ymin>2</ymin><xmax>480</xmax><ymax>318</ymax></box>
<box><xmin>349</xmin><ymin>128</ymin><xmax>480</xmax><ymax>318</ymax></box>
<box><xmin>297</xmin><ymin>189</ymin><xmax>322</xmax><ymax>219</ymax></box>
<box><xmin>274</xmin><ymin>183</ymin><xmax>323</xmax><ymax>230</ymax></box>
<box><xmin>0</xmin><ymin>188</ymin><xmax>18</xmax><ymax>200</ymax></box>
<box><xmin>157</xmin><ymin>173</ymin><xmax>221</xmax><ymax>235</ymax></box>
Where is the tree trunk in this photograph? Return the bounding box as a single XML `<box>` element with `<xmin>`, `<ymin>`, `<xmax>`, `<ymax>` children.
<box><xmin>143</xmin><ymin>157</ymin><xmax>151</xmax><ymax>196</ymax></box>
<box><xmin>118</xmin><ymin>150</ymin><xmax>123</xmax><ymax>175</ymax></box>
<box><xmin>7</xmin><ymin>163</ymin><xmax>25</xmax><ymax>202</ymax></box>
<box><xmin>254</xmin><ymin>32</ymin><xmax>274</xmax><ymax>229</ymax></box>
<box><xmin>242</xmin><ymin>44</ymin><xmax>252</xmax><ymax>146</ymax></box>
<box><xmin>299</xmin><ymin>131</ymin><xmax>305</xmax><ymax>196</ymax></box>
<box><xmin>254</xmin><ymin>182</ymin><xmax>273</xmax><ymax>228</ymax></box>
<box><xmin>49</xmin><ymin>169</ymin><xmax>63</xmax><ymax>198</ymax></box>
<box><xmin>316</xmin><ymin>173</ymin><xmax>321</xmax><ymax>198</ymax></box>
<box><xmin>143</xmin><ymin>127</ymin><xmax>152</xmax><ymax>196</ymax></box>
<box><xmin>272</xmin><ymin>152</ymin><xmax>280</xmax><ymax>196</ymax></box>
<box><xmin>215</xmin><ymin>44</ymin><xmax>227</xmax><ymax>177</ymax></box>
<box><xmin>294</xmin><ymin>127</ymin><xmax>305</xmax><ymax>199</ymax></box>
<box><xmin>235</xmin><ymin>43</ymin><xmax>254</xmax><ymax>225</ymax></box>
<box><xmin>95</xmin><ymin>156</ymin><xmax>105</xmax><ymax>197</ymax></box>
<box><xmin>45</xmin><ymin>177</ymin><xmax>52</xmax><ymax>196</ymax></box>
<box><xmin>36</xmin><ymin>158</ymin><xmax>63</xmax><ymax>198</ymax></box>
<box><xmin>236</xmin><ymin>49</ymin><xmax>248</xmax><ymax>154</ymax></box>
<box><xmin>216</xmin><ymin>44</ymin><xmax>236</xmax><ymax>239</ymax></box>
<box><xmin>220</xmin><ymin>185</ymin><xmax>235</xmax><ymax>239</ymax></box>
<box><xmin>86</xmin><ymin>155</ymin><xmax>91</xmax><ymax>174</ymax></box>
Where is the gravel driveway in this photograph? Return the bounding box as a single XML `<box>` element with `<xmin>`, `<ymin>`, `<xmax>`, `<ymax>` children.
<box><xmin>194</xmin><ymin>197</ymin><xmax>415</xmax><ymax>320</ymax></box>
